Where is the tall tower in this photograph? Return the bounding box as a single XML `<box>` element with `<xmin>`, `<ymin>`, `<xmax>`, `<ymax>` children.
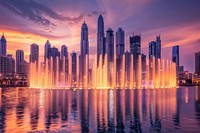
<box><xmin>156</xmin><ymin>35</ymin><xmax>161</xmax><ymax>59</ymax></box>
<box><xmin>116</xmin><ymin>28</ymin><xmax>125</xmax><ymax>84</ymax></box>
<box><xmin>44</xmin><ymin>40</ymin><xmax>51</xmax><ymax>63</ymax></box>
<box><xmin>172</xmin><ymin>45</ymin><xmax>179</xmax><ymax>68</ymax></box>
<box><xmin>130</xmin><ymin>34</ymin><xmax>141</xmax><ymax>84</ymax></box>
<box><xmin>0</xmin><ymin>33</ymin><xmax>7</xmax><ymax>56</ymax></box>
<box><xmin>61</xmin><ymin>45</ymin><xmax>69</xmax><ymax>82</ymax></box>
<box><xmin>80</xmin><ymin>21</ymin><xmax>89</xmax><ymax>86</ymax></box>
<box><xmin>106</xmin><ymin>28</ymin><xmax>114</xmax><ymax>86</ymax></box>
<box><xmin>30</xmin><ymin>43</ymin><xmax>39</xmax><ymax>65</ymax></box>
<box><xmin>71</xmin><ymin>52</ymin><xmax>77</xmax><ymax>86</ymax></box>
<box><xmin>130</xmin><ymin>34</ymin><xmax>141</xmax><ymax>57</ymax></box>
<box><xmin>61</xmin><ymin>45</ymin><xmax>68</xmax><ymax>59</ymax></box>
<box><xmin>7</xmin><ymin>54</ymin><xmax>15</xmax><ymax>74</ymax></box>
<box><xmin>149</xmin><ymin>41</ymin><xmax>156</xmax><ymax>59</ymax></box>
<box><xmin>50</xmin><ymin>47</ymin><xmax>60</xmax><ymax>72</ymax></box>
<box><xmin>149</xmin><ymin>35</ymin><xmax>161</xmax><ymax>60</ymax></box>
<box><xmin>106</xmin><ymin>28</ymin><xmax>114</xmax><ymax>63</ymax></box>
<box><xmin>116</xmin><ymin>28</ymin><xmax>125</xmax><ymax>59</ymax></box>
<box><xmin>97</xmin><ymin>15</ymin><xmax>105</xmax><ymax>67</ymax></box>
<box><xmin>16</xmin><ymin>50</ymin><xmax>24</xmax><ymax>74</ymax></box>
<box><xmin>195</xmin><ymin>51</ymin><xmax>200</xmax><ymax>75</ymax></box>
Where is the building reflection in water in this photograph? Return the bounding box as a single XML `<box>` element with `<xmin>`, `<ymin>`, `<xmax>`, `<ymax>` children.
<box><xmin>173</xmin><ymin>88</ymin><xmax>181</xmax><ymax>127</ymax></box>
<box><xmin>0</xmin><ymin>87</ymin><xmax>199</xmax><ymax>132</ymax></box>
<box><xmin>195</xmin><ymin>86</ymin><xmax>200</xmax><ymax>124</ymax></box>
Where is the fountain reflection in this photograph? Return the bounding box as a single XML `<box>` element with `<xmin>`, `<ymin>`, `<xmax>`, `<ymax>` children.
<box><xmin>0</xmin><ymin>87</ymin><xmax>199</xmax><ymax>132</ymax></box>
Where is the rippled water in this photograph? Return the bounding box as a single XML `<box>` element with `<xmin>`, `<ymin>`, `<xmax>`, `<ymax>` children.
<box><xmin>0</xmin><ymin>87</ymin><xmax>200</xmax><ymax>132</ymax></box>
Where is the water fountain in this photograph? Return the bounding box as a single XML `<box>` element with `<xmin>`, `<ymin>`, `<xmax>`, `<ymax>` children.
<box><xmin>30</xmin><ymin>53</ymin><xmax>177</xmax><ymax>89</ymax></box>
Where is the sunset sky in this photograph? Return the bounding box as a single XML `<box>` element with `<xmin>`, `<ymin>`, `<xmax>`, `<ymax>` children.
<box><xmin>0</xmin><ymin>0</ymin><xmax>200</xmax><ymax>72</ymax></box>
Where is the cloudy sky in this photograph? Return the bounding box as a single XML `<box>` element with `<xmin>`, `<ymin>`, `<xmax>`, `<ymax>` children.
<box><xmin>0</xmin><ymin>0</ymin><xmax>200</xmax><ymax>72</ymax></box>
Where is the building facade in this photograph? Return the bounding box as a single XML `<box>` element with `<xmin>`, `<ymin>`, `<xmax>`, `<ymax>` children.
<box><xmin>97</xmin><ymin>15</ymin><xmax>105</xmax><ymax>67</ymax></box>
<box><xmin>30</xmin><ymin>43</ymin><xmax>39</xmax><ymax>63</ymax></box>
<box><xmin>0</xmin><ymin>33</ymin><xmax>7</xmax><ymax>56</ymax></box>
<box><xmin>130</xmin><ymin>34</ymin><xmax>141</xmax><ymax>57</ymax></box>
<box><xmin>116</xmin><ymin>28</ymin><xmax>125</xmax><ymax>59</ymax></box>
<box><xmin>71</xmin><ymin>52</ymin><xmax>77</xmax><ymax>86</ymax></box>
<box><xmin>16</xmin><ymin>50</ymin><xmax>25</xmax><ymax>74</ymax></box>
<box><xmin>80</xmin><ymin>21</ymin><xmax>89</xmax><ymax>86</ymax></box>
<box><xmin>44</xmin><ymin>40</ymin><xmax>51</xmax><ymax>63</ymax></box>
<box><xmin>195</xmin><ymin>51</ymin><xmax>200</xmax><ymax>75</ymax></box>
<box><xmin>172</xmin><ymin>45</ymin><xmax>179</xmax><ymax>68</ymax></box>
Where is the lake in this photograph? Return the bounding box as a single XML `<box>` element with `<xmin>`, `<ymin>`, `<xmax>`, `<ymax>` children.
<box><xmin>0</xmin><ymin>87</ymin><xmax>200</xmax><ymax>132</ymax></box>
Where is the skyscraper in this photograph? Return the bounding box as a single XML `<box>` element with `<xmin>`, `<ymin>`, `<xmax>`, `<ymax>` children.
<box><xmin>130</xmin><ymin>34</ymin><xmax>141</xmax><ymax>57</ymax></box>
<box><xmin>7</xmin><ymin>54</ymin><xmax>15</xmax><ymax>74</ymax></box>
<box><xmin>106</xmin><ymin>28</ymin><xmax>114</xmax><ymax>86</ymax></box>
<box><xmin>0</xmin><ymin>56</ymin><xmax>8</xmax><ymax>75</ymax></box>
<box><xmin>195</xmin><ymin>51</ymin><xmax>200</xmax><ymax>75</ymax></box>
<box><xmin>116</xmin><ymin>28</ymin><xmax>125</xmax><ymax>59</ymax></box>
<box><xmin>0</xmin><ymin>33</ymin><xmax>7</xmax><ymax>56</ymax></box>
<box><xmin>16</xmin><ymin>50</ymin><xmax>24</xmax><ymax>74</ymax></box>
<box><xmin>71</xmin><ymin>52</ymin><xmax>77</xmax><ymax>86</ymax></box>
<box><xmin>50</xmin><ymin>47</ymin><xmax>60</xmax><ymax>85</ymax></box>
<box><xmin>44</xmin><ymin>40</ymin><xmax>51</xmax><ymax>62</ymax></box>
<box><xmin>97</xmin><ymin>14</ymin><xmax>105</xmax><ymax>67</ymax></box>
<box><xmin>106</xmin><ymin>28</ymin><xmax>114</xmax><ymax>62</ymax></box>
<box><xmin>116</xmin><ymin>28</ymin><xmax>125</xmax><ymax>84</ymax></box>
<box><xmin>30</xmin><ymin>43</ymin><xmax>39</xmax><ymax>70</ymax></box>
<box><xmin>149</xmin><ymin>41</ymin><xmax>156</xmax><ymax>59</ymax></box>
<box><xmin>130</xmin><ymin>34</ymin><xmax>141</xmax><ymax>83</ymax></box>
<box><xmin>61</xmin><ymin>45</ymin><xmax>68</xmax><ymax>59</ymax></box>
<box><xmin>149</xmin><ymin>35</ymin><xmax>161</xmax><ymax>59</ymax></box>
<box><xmin>0</xmin><ymin>54</ymin><xmax>15</xmax><ymax>76</ymax></box>
<box><xmin>141</xmin><ymin>53</ymin><xmax>146</xmax><ymax>72</ymax></box>
<box><xmin>125</xmin><ymin>51</ymin><xmax>131</xmax><ymax>84</ymax></box>
<box><xmin>156</xmin><ymin>35</ymin><xmax>161</xmax><ymax>58</ymax></box>
<box><xmin>61</xmin><ymin>45</ymin><xmax>69</xmax><ymax>82</ymax></box>
<box><xmin>80</xmin><ymin>21</ymin><xmax>89</xmax><ymax>86</ymax></box>
<box><xmin>172</xmin><ymin>45</ymin><xmax>179</xmax><ymax>68</ymax></box>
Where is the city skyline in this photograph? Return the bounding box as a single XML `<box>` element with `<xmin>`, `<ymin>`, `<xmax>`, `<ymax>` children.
<box><xmin>0</xmin><ymin>0</ymin><xmax>200</xmax><ymax>72</ymax></box>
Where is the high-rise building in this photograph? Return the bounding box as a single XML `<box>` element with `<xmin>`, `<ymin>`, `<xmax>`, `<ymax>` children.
<box><xmin>156</xmin><ymin>35</ymin><xmax>161</xmax><ymax>58</ymax></box>
<box><xmin>116</xmin><ymin>28</ymin><xmax>125</xmax><ymax>59</ymax></box>
<box><xmin>16</xmin><ymin>50</ymin><xmax>24</xmax><ymax>74</ymax></box>
<box><xmin>130</xmin><ymin>34</ymin><xmax>141</xmax><ymax>57</ymax></box>
<box><xmin>172</xmin><ymin>45</ymin><xmax>179</xmax><ymax>67</ymax></box>
<box><xmin>106</xmin><ymin>28</ymin><xmax>114</xmax><ymax>62</ymax></box>
<box><xmin>30</xmin><ymin>43</ymin><xmax>39</xmax><ymax>71</ymax></box>
<box><xmin>61</xmin><ymin>45</ymin><xmax>68</xmax><ymax>59</ymax></box>
<box><xmin>7</xmin><ymin>54</ymin><xmax>15</xmax><ymax>74</ymax></box>
<box><xmin>142</xmin><ymin>53</ymin><xmax>146</xmax><ymax>72</ymax></box>
<box><xmin>195</xmin><ymin>51</ymin><xmax>200</xmax><ymax>75</ymax></box>
<box><xmin>0</xmin><ymin>56</ymin><xmax>8</xmax><ymax>75</ymax></box>
<box><xmin>50</xmin><ymin>47</ymin><xmax>60</xmax><ymax>85</ymax></box>
<box><xmin>149</xmin><ymin>35</ymin><xmax>161</xmax><ymax>59</ymax></box>
<box><xmin>0</xmin><ymin>33</ymin><xmax>7</xmax><ymax>56</ymax></box>
<box><xmin>80</xmin><ymin>21</ymin><xmax>89</xmax><ymax>85</ymax></box>
<box><xmin>149</xmin><ymin>41</ymin><xmax>156</xmax><ymax>59</ymax></box>
<box><xmin>44</xmin><ymin>40</ymin><xmax>51</xmax><ymax>62</ymax></box>
<box><xmin>97</xmin><ymin>14</ymin><xmax>105</xmax><ymax>67</ymax></box>
<box><xmin>0</xmin><ymin>54</ymin><xmax>15</xmax><ymax>76</ymax></box>
<box><xmin>141</xmin><ymin>53</ymin><xmax>147</xmax><ymax>80</ymax></box>
<box><xmin>50</xmin><ymin>47</ymin><xmax>60</xmax><ymax>68</ymax></box>
<box><xmin>125</xmin><ymin>51</ymin><xmax>131</xmax><ymax>83</ymax></box>
<box><xmin>116</xmin><ymin>28</ymin><xmax>125</xmax><ymax>84</ymax></box>
<box><xmin>60</xmin><ymin>45</ymin><xmax>69</xmax><ymax>81</ymax></box>
<box><xmin>130</xmin><ymin>34</ymin><xmax>141</xmax><ymax>83</ymax></box>
<box><xmin>106</xmin><ymin>28</ymin><xmax>114</xmax><ymax>86</ymax></box>
<box><xmin>71</xmin><ymin>52</ymin><xmax>77</xmax><ymax>86</ymax></box>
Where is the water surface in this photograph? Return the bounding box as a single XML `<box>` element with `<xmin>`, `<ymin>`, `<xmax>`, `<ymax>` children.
<box><xmin>0</xmin><ymin>87</ymin><xmax>200</xmax><ymax>132</ymax></box>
